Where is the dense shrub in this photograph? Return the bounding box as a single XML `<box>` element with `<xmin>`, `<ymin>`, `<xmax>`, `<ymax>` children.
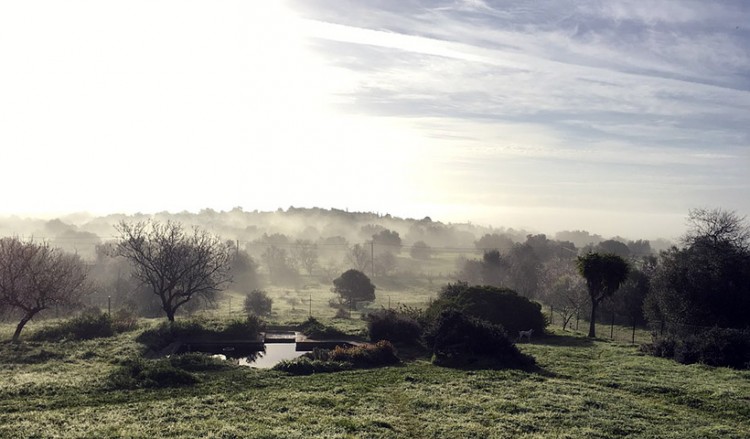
<box><xmin>643</xmin><ymin>327</ymin><xmax>750</xmax><ymax>369</ymax></box>
<box><xmin>427</xmin><ymin>284</ymin><xmax>547</xmax><ymax>335</ymax></box>
<box><xmin>136</xmin><ymin>317</ymin><xmax>264</xmax><ymax>351</ymax></box>
<box><xmin>365</xmin><ymin>309</ymin><xmax>422</xmax><ymax>344</ymax></box>
<box><xmin>136</xmin><ymin>320</ymin><xmax>206</xmax><ymax>351</ymax></box>
<box><xmin>108</xmin><ymin>357</ymin><xmax>198</xmax><ymax>389</ymax></box>
<box><xmin>328</xmin><ymin>340</ymin><xmax>400</xmax><ymax>367</ymax></box>
<box><xmin>273</xmin><ymin>341</ymin><xmax>400</xmax><ymax>375</ymax></box>
<box><xmin>298</xmin><ymin>317</ymin><xmax>346</xmax><ymax>339</ymax></box>
<box><xmin>221</xmin><ymin>315</ymin><xmax>265</xmax><ymax>339</ymax></box>
<box><xmin>244</xmin><ymin>289</ymin><xmax>273</xmax><ymax>317</ymax></box>
<box><xmin>29</xmin><ymin>308</ymin><xmax>140</xmax><ymax>342</ymax></box>
<box><xmin>425</xmin><ymin>309</ymin><xmax>536</xmax><ymax>369</ymax></box>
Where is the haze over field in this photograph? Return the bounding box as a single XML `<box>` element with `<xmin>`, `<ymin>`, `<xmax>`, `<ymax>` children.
<box><xmin>1</xmin><ymin>1</ymin><xmax>748</xmax><ymax>239</ymax></box>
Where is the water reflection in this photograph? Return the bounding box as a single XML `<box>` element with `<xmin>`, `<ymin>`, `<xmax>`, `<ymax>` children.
<box><xmin>239</xmin><ymin>343</ymin><xmax>306</xmax><ymax>368</ymax></box>
<box><xmin>175</xmin><ymin>341</ymin><xmax>311</xmax><ymax>368</ymax></box>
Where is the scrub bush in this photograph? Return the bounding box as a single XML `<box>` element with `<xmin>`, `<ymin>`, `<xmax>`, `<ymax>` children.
<box><xmin>108</xmin><ymin>357</ymin><xmax>199</xmax><ymax>389</ymax></box>
<box><xmin>365</xmin><ymin>308</ymin><xmax>422</xmax><ymax>344</ymax></box>
<box><xmin>426</xmin><ymin>284</ymin><xmax>547</xmax><ymax>336</ymax></box>
<box><xmin>643</xmin><ymin>327</ymin><xmax>750</xmax><ymax>369</ymax></box>
<box><xmin>425</xmin><ymin>309</ymin><xmax>536</xmax><ymax>369</ymax></box>
<box><xmin>30</xmin><ymin>308</ymin><xmax>123</xmax><ymax>341</ymax></box>
<box><xmin>298</xmin><ymin>317</ymin><xmax>346</xmax><ymax>339</ymax></box>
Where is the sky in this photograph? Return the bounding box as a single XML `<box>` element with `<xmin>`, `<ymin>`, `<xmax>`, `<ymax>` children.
<box><xmin>0</xmin><ymin>0</ymin><xmax>748</xmax><ymax>240</ymax></box>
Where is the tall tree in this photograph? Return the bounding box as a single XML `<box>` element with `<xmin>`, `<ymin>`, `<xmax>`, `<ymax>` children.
<box><xmin>0</xmin><ymin>238</ymin><xmax>90</xmax><ymax>342</ymax></box>
<box><xmin>577</xmin><ymin>252</ymin><xmax>630</xmax><ymax>337</ymax></box>
<box><xmin>291</xmin><ymin>239</ymin><xmax>319</xmax><ymax>275</ymax></box>
<box><xmin>332</xmin><ymin>269</ymin><xmax>375</xmax><ymax>309</ymax></box>
<box><xmin>647</xmin><ymin>208</ymin><xmax>750</xmax><ymax>329</ymax></box>
<box><xmin>346</xmin><ymin>243</ymin><xmax>371</xmax><ymax>272</ymax></box>
<box><xmin>114</xmin><ymin>220</ymin><xmax>232</xmax><ymax>322</ymax></box>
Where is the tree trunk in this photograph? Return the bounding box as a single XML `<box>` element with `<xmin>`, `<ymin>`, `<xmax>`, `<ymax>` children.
<box><xmin>588</xmin><ymin>302</ymin><xmax>598</xmax><ymax>338</ymax></box>
<box><xmin>166</xmin><ymin>307</ymin><xmax>176</xmax><ymax>322</ymax></box>
<box><xmin>12</xmin><ymin>312</ymin><xmax>36</xmax><ymax>343</ymax></box>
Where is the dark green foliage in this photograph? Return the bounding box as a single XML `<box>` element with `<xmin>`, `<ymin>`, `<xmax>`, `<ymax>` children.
<box><xmin>273</xmin><ymin>341</ymin><xmax>400</xmax><ymax>375</ymax></box>
<box><xmin>29</xmin><ymin>308</ymin><xmax>137</xmax><ymax>342</ymax></box>
<box><xmin>298</xmin><ymin>317</ymin><xmax>346</xmax><ymax>339</ymax></box>
<box><xmin>327</xmin><ymin>340</ymin><xmax>400</xmax><ymax>367</ymax></box>
<box><xmin>136</xmin><ymin>320</ymin><xmax>205</xmax><ymax>351</ymax></box>
<box><xmin>108</xmin><ymin>357</ymin><xmax>199</xmax><ymax>389</ymax></box>
<box><xmin>243</xmin><ymin>289</ymin><xmax>273</xmax><ymax>317</ymax></box>
<box><xmin>426</xmin><ymin>309</ymin><xmax>535</xmax><ymax>369</ymax></box>
<box><xmin>577</xmin><ymin>252</ymin><xmax>630</xmax><ymax>337</ymax></box>
<box><xmin>428</xmin><ymin>284</ymin><xmax>546</xmax><ymax>335</ymax></box>
<box><xmin>365</xmin><ymin>308</ymin><xmax>422</xmax><ymax>344</ymax></box>
<box><xmin>648</xmin><ymin>240</ymin><xmax>750</xmax><ymax>329</ymax></box>
<box><xmin>221</xmin><ymin>315</ymin><xmax>265</xmax><ymax>339</ymax></box>
<box><xmin>644</xmin><ymin>327</ymin><xmax>750</xmax><ymax>369</ymax></box>
<box><xmin>332</xmin><ymin>269</ymin><xmax>376</xmax><ymax>305</ymax></box>
<box><xmin>136</xmin><ymin>317</ymin><xmax>263</xmax><ymax>351</ymax></box>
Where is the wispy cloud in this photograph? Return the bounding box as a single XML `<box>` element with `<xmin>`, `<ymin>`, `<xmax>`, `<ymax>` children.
<box><xmin>289</xmin><ymin>0</ymin><xmax>750</xmax><ymax>236</ymax></box>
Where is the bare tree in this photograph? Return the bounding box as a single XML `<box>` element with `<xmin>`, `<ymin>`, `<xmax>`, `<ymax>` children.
<box><xmin>291</xmin><ymin>239</ymin><xmax>319</xmax><ymax>275</ymax></box>
<box><xmin>346</xmin><ymin>243</ymin><xmax>371</xmax><ymax>272</ymax></box>
<box><xmin>683</xmin><ymin>208</ymin><xmax>749</xmax><ymax>251</ymax></box>
<box><xmin>541</xmin><ymin>257</ymin><xmax>588</xmax><ymax>330</ymax></box>
<box><xmin>0</xmin><ymin>237</ymin><xmax>90</xmax><ymax>342</ymax></box>
<box><xmin>114</xmin><ymin>220</ymin><xmax>232</xmax><ymax>322</ymax></box>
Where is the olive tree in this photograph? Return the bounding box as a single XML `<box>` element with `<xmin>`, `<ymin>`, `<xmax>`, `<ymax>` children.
<box><xmin>0</xmin><ymin>237</ymin><xmax>90</xmax><ymax>342</ymax></box>
<box><xmin>577</xmin><ymin>252</ymin><xmax>629</xmax><ymax>338</ymax></box>
<box><xmin>332</xmin><ymin>269</ymin><xmax>375</xmax><ymax>309</ymax></box>
<box><xmin>114</xmin><ymin>220</ymin><xmax>232</xmax><ymax>322</ymax></box>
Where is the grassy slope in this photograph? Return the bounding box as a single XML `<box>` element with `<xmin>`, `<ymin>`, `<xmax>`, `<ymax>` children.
<box><xmin>1</xmin><ymin>323</ymin><xmax>748</xmax><ymax>439</ymax></box>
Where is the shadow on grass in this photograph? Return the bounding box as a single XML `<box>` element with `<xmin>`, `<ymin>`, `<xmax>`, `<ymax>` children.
<box><xmin>525</xmin><ymin>333</ymin><xmax>596</xmax><ymax>348</ymax></box>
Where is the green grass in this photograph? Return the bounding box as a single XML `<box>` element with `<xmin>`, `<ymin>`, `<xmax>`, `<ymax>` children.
<box><xmin>0</xmin><ymin>317</ymin><xmax>747</xmax><ymax>439</ymax></box>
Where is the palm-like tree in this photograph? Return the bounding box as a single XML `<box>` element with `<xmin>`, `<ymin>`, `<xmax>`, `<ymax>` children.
<box><xmin>577</xmin><ymin>253</ymin><xmax>630</xmax><ymax>338</ymax></box>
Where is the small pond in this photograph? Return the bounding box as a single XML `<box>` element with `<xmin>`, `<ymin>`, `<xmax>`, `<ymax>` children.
<box><xmin>239</xmin><ymin>343</ymin><xmax>306</xmax><ymax>368</ymax></box>
<box><xmin>178</xmin><ymin>343</ymin><xmax>306</xmax><ymax>368</ymax></box>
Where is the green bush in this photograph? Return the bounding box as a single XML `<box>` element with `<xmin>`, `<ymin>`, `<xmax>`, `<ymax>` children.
<box><xmin>298</xmin><ymin>317</ymin><xmax>346</xmax><ymax>339</ymax></box>
<box><xmin>427</xmin><ymin>284</ymin><xmax>547</xmax><ymax>335</ymax></box>
<box><xmin>136</xmin><ymin>317</ymin><xmax>264</xmax><ymax>351</ymax></box>
<box><xmin>108</xmin><ymin>357</ymin><xmax>199</xmax><ymax>389</ymax></box>
<box><xmin>244</xmin><ymin>289</ymin><xmax>273</xmax><ymax>317</ymax></box>
<box><xmin>221</xmin><ymin>315</ymin><xmax>265</xmax><ymax>339</ymax></box>
<box><xmin>425</xmin><ymin>309</ymin><xmax>536</xmax><ymax>369</ymax></box>
<box><xmin>136</xmin><ymin>320</ymin><xmax>206</xmax><ymax>351</ymax></box>
<box><xmin>30</xmin><ymin>310</ymin><xmax>115</xmax><ymax>341</ymax></box>
<box><xmin>365</xmin><ymin>308</ymin><xmax>422</xmax><ymax>344</ymax></box>
<box><xmin>328</xmin><ymin>340</ymin><xmax>400</xmax><ymax>367</ymax></box>
<box><xmin>644</xmin><ymin>327</ymin><xmax>750</xmax><ymax>369</ymax></box>
<box><xmin>273</xmin><ymin>341</ymin><xmax>400</xmax><ymax>375</ymax></box>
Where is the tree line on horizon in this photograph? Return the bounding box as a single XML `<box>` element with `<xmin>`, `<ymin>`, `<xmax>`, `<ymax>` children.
<box><xmin>0</xmin><ymin>208</ymin><xmax>747</xmax><ymax>368</ymax></box>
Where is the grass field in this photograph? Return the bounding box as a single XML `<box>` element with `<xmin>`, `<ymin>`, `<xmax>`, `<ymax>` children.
<box><xmin>1</xmin><ymin>312</ymin><xmax>748</xmax><ymax>439</ymax></box>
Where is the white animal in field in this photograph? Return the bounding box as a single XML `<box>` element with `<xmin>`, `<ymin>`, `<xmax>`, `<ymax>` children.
<box><xmin>518</xmin><ymin>329</ymin><xmax>534</xmax><ymax>342</ymax></box>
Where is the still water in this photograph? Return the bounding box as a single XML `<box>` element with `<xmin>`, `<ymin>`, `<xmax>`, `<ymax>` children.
<box><xmin>239</xmin><ymin>343</ymin><xmax>306</xmax><ymax>368</ymax></box>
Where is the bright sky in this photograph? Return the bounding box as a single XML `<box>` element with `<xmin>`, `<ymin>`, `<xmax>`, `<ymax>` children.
<box><xmin>1</xmin><ymin>0</ymin><xmax>748</xmax><ymax>239</ymax></box>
